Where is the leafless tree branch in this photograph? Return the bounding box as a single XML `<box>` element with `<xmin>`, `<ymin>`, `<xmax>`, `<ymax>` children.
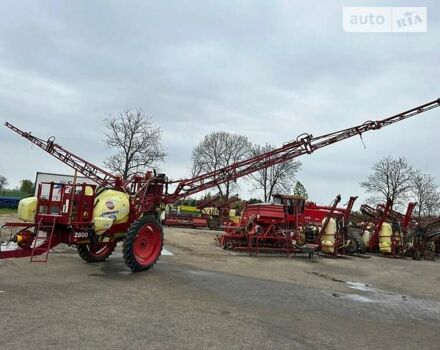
<box><xmin>103</xmin><ymin>109</ymin><xmax>166</xmax><ymax>179</ymax></box>
<box><xmin>191</xmin><ymin>131</ymin><xmax>252</xmax><ymax>198</ymax></box>
<box><xmin>360</xmin><ymin>156</ymin><xmax>414</xmax><ymax>209</ymax></box>
<box><xmin>248</xmin><ymin>143</ymin><xmax>301</xmax><ymax>201</ymax></box>
<box><xmin>411</xmin><ymin>170</ymin><xmax>440</xmax><ymax>218</ymax></box>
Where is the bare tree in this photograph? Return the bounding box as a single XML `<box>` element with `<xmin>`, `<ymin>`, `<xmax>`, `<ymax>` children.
<box><xmin>0</xmin><ymin>175</ymin><xmax>8</xmax><ymax>191</ymax></box>
<box><xmin>360</xmin><ymin>156</ymin><xmax>414</xmax><ymax>208</ymax></box>
<box><xmin>411</xmin><ymin>170</ymin><xmax>440</xmax><ymax>218</ymax></box>
<box><xmin>249</xmin><ymin>144</ymin><xmax>301</xmax><ymax>202</ymax></box>
<box><xmin>192</xmin><ymin>131</ymin><xmax>252</xmax><ymax>198</ymax></box>
<box><xmin>104</xmin><ymin>109</ymin><xmax>166</xmax><ymax>179</ymax></box>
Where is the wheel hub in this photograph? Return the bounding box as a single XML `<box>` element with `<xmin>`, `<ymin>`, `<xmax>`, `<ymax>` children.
<box><xmin>133</xmin><ymin>224</ymin><xmax>161</xmax><ymax>265</ymax></box>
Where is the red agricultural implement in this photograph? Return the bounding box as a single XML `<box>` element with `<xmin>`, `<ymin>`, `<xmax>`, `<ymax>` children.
<box><xmin>197</xmin><ymin>194</ymin><xmax>240</xmax><ymax>230</ymax></box>
<box><xmin>162</xmin><ymin>211</ymin><xmax>208</xmax><ymax>229</ymax></box>
<box><xmin>304</xmin><ymin>195</ymin><xmax>364</xmax><ymax>256</ymax></box>
<box><xmin>1</xmin><ymin>99</ymin><xmax>439</xmax><ymax>271</ymax></box>
<box><xmin>217</xmin><ymin>194</ymin><xmax>362</xmax><ymax>257</ymax></box>
<box><xmin>408</xmin><ymin>217</ymin><xmax>440</xmax><ymax>260</ymax></box>
<box><xmin>218</xmin><ymin>195</ymin><xmax>310</xmax><ymax>255</ymax></box>
<box><xmin>162</xmin><ymin>194</ymin><xmax>239</xmax><ymax>229</ymax></box>
<box><xmin>357</xmin><ymin>200</ymin><xmax>417</xmax><ymax>256</ymax></box>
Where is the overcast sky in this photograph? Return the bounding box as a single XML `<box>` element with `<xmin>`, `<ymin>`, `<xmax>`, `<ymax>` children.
<box><xmin>0</xmin><ymin>0</ymin><xmax>439</xmax><ymax>207</ymax></box>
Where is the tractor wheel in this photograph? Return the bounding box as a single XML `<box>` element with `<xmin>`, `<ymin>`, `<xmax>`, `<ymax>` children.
<box><xmin>345</xmin><ymin>230</ymin><xmax>364</xmax><ymax>254</ymax></box>
<box><xmin>345</xmin><ymin>235</ymin><xmax>359</xmax><ymax>255</ymax></box>
<box><xmin>412</xmin><ymin>248</ymin><xmax>422</xmax><ymax>261</ymax></box>
<box><xmin>353</xmin><ymin>231</ymin><xmax>367</xmax><ymax>254</ymax></box>
<box><xmin>77</xmin><ymin>241</ymin><xmax>117</xmax><ymax>263</ymax></box>
<box><xmin>123</xmin><ymin>215</ymin><xmax>164</xmax><ymax>272</ymax></box>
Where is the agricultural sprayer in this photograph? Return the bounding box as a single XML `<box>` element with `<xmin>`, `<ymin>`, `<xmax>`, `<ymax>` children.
<box><xmin>356</xmin><ymin>200</ymin><xmax>416</xmax><ymax>256</ymax></box>
<box><xmin>1</xmin><ymin>99</ymin><xmax>439</xmax><ymax>271</ymax></box>
<box><xmin>356</xmin><ymin>199</ymin><xmax>440</xmax><ymax>259</ymax></box>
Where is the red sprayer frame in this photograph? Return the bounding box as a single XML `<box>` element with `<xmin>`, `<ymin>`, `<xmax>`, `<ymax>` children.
<box><xmin>1</xmin><ymin>99</ymin><xmax>439</xmax><ymax>266</ymax></box>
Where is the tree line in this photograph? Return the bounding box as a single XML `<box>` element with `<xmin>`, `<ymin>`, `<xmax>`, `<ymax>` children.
<box><xmin>360</xmin><ymin>156</ymin><xmax>440</xmax><ymax>218</ymax></box>
<box><xmin>103</xmin><ymin>111</ymin><xmax>304</xmax><ymax>202</ymax></box>
<box><xmin>0</xmin><ymin>176</ymin><xmax>34</xmax><ymax>195</ymax></box>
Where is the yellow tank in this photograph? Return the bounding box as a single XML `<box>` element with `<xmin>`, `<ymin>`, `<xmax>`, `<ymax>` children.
<box><xmin>84</xmin><ymin>185</ymin><xmax>94</xmax><ymax>196</ymax></box>
<box><xmin>378</xmin><ymin>222</ymin><xmax>392</xmax><ymax>253</ymax></box>
<box><xmin>16</xmin><ymin>189</ymin><xmax>130</xmax><ymax>235</ymax></box>
<box><xmin>228</xmin><ymin>209</ymin><xmax>241</xmax><ymax>223</ymax></box>
<box><xmin>231</xmin><ymin>216</ymin><xmax>240</xmax><ymax>224</ymax></box>
<box><xmin>17</xmin><ymin>197</ymin><xmax>38</xmax><ymax>222</ymax></box>
<box><xmin>321</xmin><ymin>218</ymin><xmax>337</xmax><ymax>254</ymax></box>
<box><xmin>93</xmin><ymin>217</ymin><xmax>115</xmax><ymax>235</ymax></box>
<box><xmin>92</xmin><ymin>189</ymin><xmax>130</xmax><ymax>230</ymax></box>
<box><xmin>179</xmin><ymin>205</ymin><xmax>200</xmax><ymax>214</ymax></box>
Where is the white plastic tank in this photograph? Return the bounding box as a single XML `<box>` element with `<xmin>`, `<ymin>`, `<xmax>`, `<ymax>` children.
<box><xmin>362</xmin><ymin>229</ymin><xmax>371</xmax><ymax>247</ymax></box>
<box><xmin>321</xmin><ymin>218</ymin><xmax>337</xmax><ymax>254</ymax></box>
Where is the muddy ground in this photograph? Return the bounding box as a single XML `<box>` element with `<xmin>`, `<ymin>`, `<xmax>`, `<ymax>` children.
<box><xmin>0</xmin><ymin>216</ymin><xmax>439</xmax><ymax>349</ymax></box>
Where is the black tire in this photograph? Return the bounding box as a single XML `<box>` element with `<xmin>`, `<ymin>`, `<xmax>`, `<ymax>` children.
<box><xmin>353</xmin><ymin>231</ymin><xmax>367</xmax><ymax>254</ymax></box>
<box><xmin>412</xmin><ymin>249</ymin><xmax>422</xmax><ymax>261</ymax></box>
<box><xmin>345</xmin><ymin>234</ymin><xmax>359</xmax><ymax>255</ymax></box>
<box><xmin>77</xmin><ymin>242</ymin><xmax>116</xmax><ymax>263</ymax></box>
<box><xmin>123</xmin><ymin>215</ymin><xmax>164</xmax><ymax>272</ymax></box>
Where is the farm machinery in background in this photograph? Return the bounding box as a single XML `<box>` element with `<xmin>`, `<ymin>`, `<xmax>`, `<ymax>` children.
<box><xmin>162</xmin><ymin>194</ymin><xmax>240</xmax><ymax>230</ymax></box>
<box><xmin>0</xmin><ymin>99</ymin><xmax>439</xmax><ymax>272</ymax></box>
<box><xmin>162</xmin><ymin>204</ymin><xmax>208</xmax><ymax>229</ymax></box>
<box><xmin>300</xmin><ymin>195</ymin><xmax>363</xmax><ymax>255</ymax></box>
<box><xmin>352</xmin><ymin>200</ymin><xmax>417</xmax><ymax>257</ymax></box>
<box><xmin>197</xmin><ymin>194</ymin><xmax>240</xmax><ymax>230</ymax></box>
<box><xmin>355</xmin><ymin>199</ymin><xmax>440</xmax><ymax>260</ymax></box>
<box><xmin>407</xmin><ymin>217</ymin><xmax>440</xmax><ymax>260</ymax></box>
<box><xmin>217</xmin><ymin>194</ymin><xmax>363</xmax><ymax>257</ymax></box>
<box><xmin>379</xmin><ymin>203</ymin><xmax>440</xmax><ymax>259</ymax></box>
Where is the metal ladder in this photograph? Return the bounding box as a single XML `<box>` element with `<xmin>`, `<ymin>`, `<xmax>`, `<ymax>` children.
<box><xmin>30</xmin><ymin>217</ymin><xmax>57</xmax><ymax>263</ymax></box>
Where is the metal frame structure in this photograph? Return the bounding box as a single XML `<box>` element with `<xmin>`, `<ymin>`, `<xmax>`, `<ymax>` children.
<box><xmin>358</xmin><ymin>200</ymin><xmax>417</xmax><ymax>256</ymax></box>
<box><xmin>1</xmin><ymin>99</ymin><xmax>439</xmax><ymax>271</ymax></box>
<box><xmin>197</xmin><ymin>194</ymin><xmax>239</xmax><ymax>230</ymax></box>
<box><xmin>218</xmin><ymin>194</ymin><xmax>360</xmax><ymax>257</ymax></box>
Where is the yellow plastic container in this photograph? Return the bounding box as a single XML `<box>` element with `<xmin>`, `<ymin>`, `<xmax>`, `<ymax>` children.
<box><xmin>93</xmin><ymin>217</ymin><xmax>114</xmax><ymax>235</ymax></box>
<box><xmin>93</xmin><ymin>189</ymin><xmax>130</xmax><ymax>225</ymax></box>
<box><xmin>379</xmin><ymin>222</ymin><xmax>392</xmax><ymax>253</ymax></box>
<box><xmin>17</xmin><ymin>197</ymin><xmax>38</xmax><ymax>222</ymax></box>
<box><xmin>179</xmin><ymin>205</ymin><xmax>200</xmax><ymax>214</ymax></box>
<box><xmin>321</xmin><ymin>218</ymin><xmax>337</xmax><ymax>254</ymax></box>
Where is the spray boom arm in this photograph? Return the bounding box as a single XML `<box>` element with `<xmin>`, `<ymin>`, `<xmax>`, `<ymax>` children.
<box><xmin>169</xmin><ymin>99</ymin><xmax>440</xmax><ymax>201</ymax></box>
<box><xmin>4</xmin><ymin>122</ymin><xmax>119</xmax><ymax>188</ymax></box>
<box><xmin>5</xmin><ymin>99</ymin><xmax>440</xmax><ymax>206</ymax></box>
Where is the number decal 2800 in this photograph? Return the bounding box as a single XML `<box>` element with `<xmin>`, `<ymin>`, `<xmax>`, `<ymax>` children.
<box><xmin>73</xmin><ymin>232</ymin><xmax>88</xmax><ymax>239</ymax></box>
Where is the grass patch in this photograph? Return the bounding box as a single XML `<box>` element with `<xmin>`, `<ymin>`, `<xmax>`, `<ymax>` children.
<box><xmin>0</xmin><ymin>190</ymin><xmax>30</xmax><ymax>198</ymax></box>
<box><xmin>0</xmin><ymin>208</ymin><xmax>17</xmax><ymax>216</ymax></box>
